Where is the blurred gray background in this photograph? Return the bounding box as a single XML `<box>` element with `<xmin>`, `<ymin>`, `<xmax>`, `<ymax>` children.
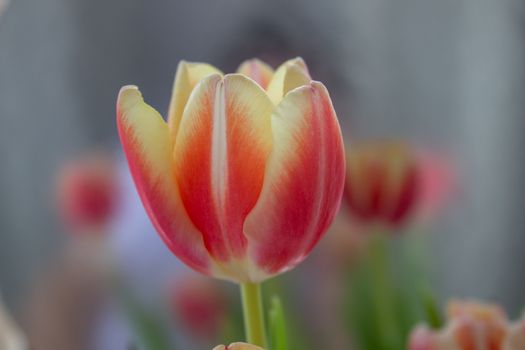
<box><xmin>1</xmin><ymin>0</ymin><xmax>524</xmax><ymax>316</ymax></box>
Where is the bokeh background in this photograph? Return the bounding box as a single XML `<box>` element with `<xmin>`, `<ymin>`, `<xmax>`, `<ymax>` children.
<box><xmin>1</xmin><ymin>0</ymin><xmax>525</xmax><ymax>349</ymax></box>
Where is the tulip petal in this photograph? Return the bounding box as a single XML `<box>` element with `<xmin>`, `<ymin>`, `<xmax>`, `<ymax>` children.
<box><xmin>266</xmin><ymin>57</ymin><xmax>311</xmax><ymax>104</ymax></box>
<box><xmin>117</xmin><ymin>86</ymin><xmax>210</xmax><ymax>273</ymax></box>
<box><xmin>174</xmin><ymin>74</ymin><xmax>274</xmax><ymax>265</ymax></box>
<box><xmin>167</xmin><ymin>61</ymin><xmax>223</xmax><ymax>138</ymax></box>
<box><xmin>237</xmin><ymin>58</ymin><xmax>274</xmax><ymax>89</ymax></box>
<box><xmin>244</xmin><ymin>82</ymin><xmax>345</xmax><ymax>277</ymax></box>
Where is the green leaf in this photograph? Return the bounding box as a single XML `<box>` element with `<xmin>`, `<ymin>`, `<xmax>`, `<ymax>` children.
<box><xmin>268</xmin><ymin>295</ymin><xmax>288</xmax><ymax>350</ymax></box>
<box><xmin>344</xmin><ymin>231</ymin><xmax>434</xmax><ymax>350</ymax></box>
<box><xmin>419</xmin><ymin>286</ymin><xmax>443</xmax><ymax>329</ymax></box>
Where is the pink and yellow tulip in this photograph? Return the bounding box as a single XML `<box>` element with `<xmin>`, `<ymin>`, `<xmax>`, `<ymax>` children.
<box><xmin>116</xmin><ymin>58</ymin><xmax>345</xmax><ymax>283</ymax></box>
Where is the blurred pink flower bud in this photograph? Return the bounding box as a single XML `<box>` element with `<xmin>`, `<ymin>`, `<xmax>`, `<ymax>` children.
<box><xmin>170</xmin><ymin>275</ymin><xmax>227</xmax><ymax>339</ymax></box>
<box><xmin>56</xmin><ymin>153</ymin><xmax>118</xmax><ymax>233</ymax></box>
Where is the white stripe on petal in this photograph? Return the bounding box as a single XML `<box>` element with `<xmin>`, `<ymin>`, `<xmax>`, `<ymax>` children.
<box><xmin>211</xmin><ymin>79</ymin><xmax>228</xmax><ymax>216</ymax></box>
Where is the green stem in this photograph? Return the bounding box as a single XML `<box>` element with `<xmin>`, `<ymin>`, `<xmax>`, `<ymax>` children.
<box><xmin>240</xmin><ymin>282</ymin><xmax>268</xmax><ymax>348</ymax></box>
<box><xmin>370</xmin><ymin>232</ymin><xmax>399</xmax><ymax>350</ymax></box>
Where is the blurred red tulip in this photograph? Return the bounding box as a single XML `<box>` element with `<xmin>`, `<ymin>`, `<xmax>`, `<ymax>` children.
<box><xmin>56</xmin><ymin>153</ymin><xmax>118</xmax><ymax>233</ymax></box>
<box><xmin>170</xmin><ymin>275</ymin><xmax>228</xmax><ymax>339</ymax></box>
<box><xmin>344</xmin><ymin>141</ymin><xmax>420</xmax><ymax>228</ymax></box>
<box><xmin>343</xmin><ymin>141</ymin><xmax>454</xmax><ymax>230</ymax></box>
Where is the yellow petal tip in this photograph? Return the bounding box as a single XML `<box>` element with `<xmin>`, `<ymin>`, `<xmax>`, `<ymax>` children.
<box><xmin>118</xmin><ymin>85</ymin><xmax>142</xmax><ymax>112</ymax></box>
<box><xmin>310</xmin><ymin>80</ymin><xmax>326</xmax><ymax>91</ymax></box>
<box><xmin>290</xmin><ymin>56</ymin><xmax>306</xmax><ymax>66</ymax></box>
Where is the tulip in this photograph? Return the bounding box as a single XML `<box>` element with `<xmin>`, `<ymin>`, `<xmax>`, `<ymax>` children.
<box><xmin>213</xmin><ymin>343</ymin><xmax>264</xmax><ymax>350</ymax></box>
<box><xmin>344</xmin><ymin>141</ymin><xmax>419</xmax><ymax>228</ymax></box>
<box><xmin>447</xmin><ymin>299</ymin><xmax>508</xmax><ymax>347</ymax></box>
<box><xmin>56</xmin><ymin>153</ymin><xmax>118</xmax><ymax>233</ymax></box>
<box><xmin>408</xmin><ymin>299</ymin><xmax>525</xmax><ymax>350</ymax></box>
<box><xmin>344</xmin><ymin>141</ymin><xmax>456</xmax><ymax>231</ymax></box>
<box><xmin>117</xmin><ymin>57</ymin><xmax>344</xmax><ymax>283</ymax></box>
<box><xmin>117</xmin><ymin>57</ymin><xmax>345</xmax><ymax>346</ymax></box>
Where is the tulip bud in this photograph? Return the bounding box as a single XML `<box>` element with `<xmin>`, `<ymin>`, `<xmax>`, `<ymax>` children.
<box><xmin>169</xmin><ymin>275</ymin><xmax>227</xmax><ymax>338</ymax></box>
<box><xmin>117</xmin><ymin>58</ymin><xmax>345</xmax><ymax>283</ymax></box>
<box><xmin>56</xmin><ymin>153</ymin><xmax>118</xmax><ymax>233</ymax></box>
<box><xmin>344</xmin><ymin>141</ymin><xmax>456</xmax><ymax>232</ymax></box>
<box><xmin>213</xmin><ymin>343</ymin><xmax>264</xmax><ymax>350</ymax></box>
<box><xmin>344</xmin><ymin>141</ymin><xmax>419</xmax><ymax>228</ymax></box>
